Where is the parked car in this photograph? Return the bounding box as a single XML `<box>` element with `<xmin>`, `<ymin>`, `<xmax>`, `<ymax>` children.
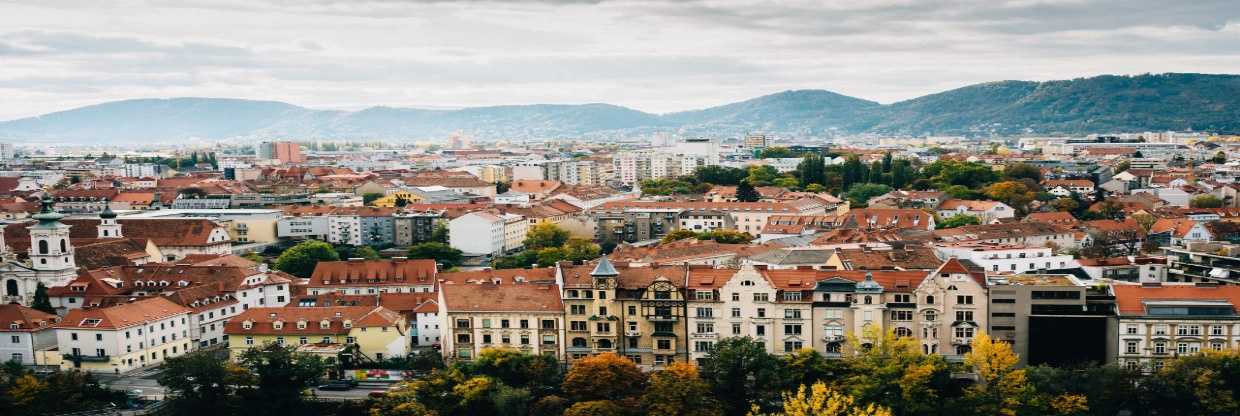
<box><xmin>317</xmin><ymin>381</ymin><xmax>353</xmax><ymax>391</ymax></box>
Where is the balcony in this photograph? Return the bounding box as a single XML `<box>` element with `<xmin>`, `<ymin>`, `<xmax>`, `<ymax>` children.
<box><xmin>952</xmin><ymin>338</ymin><xmax>973</xmax><ymax>346</ymax></box>
<box><xmin>64</xmin><ymin>354</ymin><xmax>110</xmax><ymax>363</ymax></box>
<box><xmin>822</xmin><ymin>335</ymin><xmax>846</xmax><ymax>343</ymax></box>
<box><xmin>624</xmin><ymin>330</ymin><xmax>642</xmax><ymax>337</ymax></box>
<box><xmin>648</xmin><ymin>315</ymin><xmax>678</xmax><ymax>322</ymax></box>
<box><xmin>691</xmin><ymin>332</ymin><xmax>718</xmax><ymax>339</ymax></box>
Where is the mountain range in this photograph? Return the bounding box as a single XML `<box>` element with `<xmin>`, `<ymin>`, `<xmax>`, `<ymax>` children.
<box><xmin>2</xmin><ymin>73</ymin><xmax>1238</xmax><ymax>143</ymax></box>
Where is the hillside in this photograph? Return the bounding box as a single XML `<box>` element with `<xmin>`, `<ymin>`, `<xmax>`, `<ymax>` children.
<box><xmin>1</xmin><ymin>73</ymin><xmax>1237</xmax><ymax>142</ymax></box>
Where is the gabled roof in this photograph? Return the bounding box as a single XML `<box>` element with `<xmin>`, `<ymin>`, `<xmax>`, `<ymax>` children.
<box><xmin>0</xmin><ymin>304</ymin><xmax>59</xmax><ymax>332</ymax></box>
<box><xmin>224</xmin><ymin>306</ymin><xmax>401</xmax><ymax>336</ymax></box>
<box><xmin>308</xmin><ymin>259</ymin><xmax>438</xmax><ymax>288</ymax></box>
<box><xmin>56</xmin><ymin>297</ymin><xmax>191</xmax><ymax>330</ymax></box>
<box><xmin>440</xmin><ymin>283</ymin><xmax>562</xmax><ymax>312</ymax></box>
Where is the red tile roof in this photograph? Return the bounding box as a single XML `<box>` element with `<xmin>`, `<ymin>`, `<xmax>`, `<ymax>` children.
<box><xmin>440</xmin><ymin>283</ymin><xmax>562</xmax><ymax>312</ymax></box>
<box><xmin>1113</xmin><ymin>285</ymin><xmax>1240</xmax><ymax>316</ymax></box>
<box><xmin>56</xmin><ymin>297</ymin><xmax>191</xmax><ymax>330</ymax></box>
<box><xmin>308</xmin><ymin>259</ymin><xmax>438</xmax><ymax>288</ymax></box>
<box><xmin>0</xmin><ymin>304</ymin><xmax>59</xmax><ymax>332</ymax></box>
<box><xmin>225</xmin><ymin>306</ymin><xmax>402</xmax><ymax>336</ymax></box>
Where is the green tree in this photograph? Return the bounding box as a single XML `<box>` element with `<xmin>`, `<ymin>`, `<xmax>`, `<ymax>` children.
<box><xmin>1143</xmin><ymin>349</ymin><xmax>1240</xmax><ymax>416</ymax></box>
<box><xmin>868</xmin><ymin>161</ymin><xmax>884</xmax><ymax>184</ymax></box>
<box><xmin>1003</xmin><ymin>163</ymin><xmax>1043</xmax><ymax>183</ymax></box>
<box><xmin>492</xmin><ymin>251</ymin><xmax>538</xmax><ymax>269</ymax></box>
<box><xmin>159</xmin><ymin>350</ymin><xmax>247</xmax><ymax>416</ymax></box>
<box><xmin>525</xmin><ymin>223</ymin><xmax>571</xmax><ymax>250</ymax></box>
<box><xmin>746</xmin><ymin>165</ymin><xmax>782</xmax><ymax>186</ymax></box>
<box><xmin>407</xmin><ymin>242</ymin><xmax>464</xmax><ymax>268</ymax></box>
<box><xmin>736</xmin><ymin>180</ymin><xmax>762</xmax><ymax>202</ymax></box>
<box><xmin>564</xmin><ymin>400</ymin><xmax>626</xmax><ymax>416</ymax></box>
<box><xmin>351</xmin><ymin>245</ymin><xmax>381</xmax><ymax>260</ymax></box>
<box><xmin>796</xmin><ymin>154</ymin><xmax>827</xmax><ymax>187</ymax></box>
<box><xmin>242</xmin><ymin>252</ymin><xmax>265</xmax><ymax>263</ymax></box>
<box><xmin>1191</xmin><ymin>194</ymin><xmax>1225</xmax><ymax>208</ymax></box>
<box><xmin>699</xmin><ymin>230</ymin><xmax>754</xmax><ymax>244</ymax></box>
<box><xmin>662</xmin><ymin>229</ymin><xmax>700</xmax><ymax>243</ymax></box>
<box><xmin>274</xmin><ymin>240</ymin><xmax>340</xmax><ymax>278</ymax></box>
<box><xmin>846</xmin><ymin>183</ymin><xmax>892</xmax><ymax>207</ymax></box>
<box><xmin>564</xmin><ymin>238</ymin><xmax>601</xmax><ymax>262</ymax></box>
<box><xmin>536</xmin><ymin>247</ymin><xmax>568</xmax><ymax>266</ymax></box>
<box><xmin>496</xmin><ymin>181</ymin><xmax>511</xmax><ymax>194</ymax></box>
<box><xmin>466</xmin><ymin>348</ymin><xmax>563</xmax><ymax>396</ymax></box>
<box><xmin>236</xmin><ymin>344</ymin><xmax>327</xmax><ymax>416</ymax></box>
<box><xmin>890</xmin><ymin>160</ymin><xmax>914</xmax><ymax>190</ymax></box>
<box><xmin>842</xmin><ymin>327</ymin><xmax>950</xmax><ymax>416</ymax></box>
<box><xmin>701</xmin><ymin>337</ymin><xmax>786</xmax><ymax>416</ymax></box>
<box><xmin>430</xmin><ymin>222</ymin><xmax>450</xmax><ymax>243</ymax></box>
<box><xmin>782</xmin><ymin>349</ymin><xmax>847</xmax><ymax>394</ymax></box>
<box><xmin>695</xmin><ymin>166</ymin><xmax>748</xmax><ymax>185</ymax></box>
<box><xmin>31</xmin><ymin>283</ymin><xmax>54</xmax><ymax>314</ymax></box>
<box><xmin>1212</xmin><ymin>151</ymin><xmax>1227</xmax><ymax>164</ymax></box>
<box><xmin>923</xmin><ymin>160</ymin><xmax>999</xmax><ymax>189</ymax></box>
<box><xmin>938</xmin><ymin>214</ymin><xmax>981</xmax><ymax>229</ymax></box>
<box><xmin>643</xmin><ymin>362</ymin><xmax>722</xmax><ymax>416</ymax></box>
<box><xmin>757</xmin><ymin>146</ymin><xmax>796</xmax><ymax>159</ymax></box>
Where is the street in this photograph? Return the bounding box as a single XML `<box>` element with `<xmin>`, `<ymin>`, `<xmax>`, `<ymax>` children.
<box><xmin>97</xmin><ymin>365</ymin><xmax>391</xmax><ymax>402</ymax></box>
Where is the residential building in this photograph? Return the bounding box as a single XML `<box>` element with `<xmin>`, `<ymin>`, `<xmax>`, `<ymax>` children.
<box><xmin>225</xmin><ymin>306</ymin><xmax>408</xmax><ymax>362</ymax></box>
<box><xmin>937</xmin><ymin>199</ymin><xmax>1015</xmax><ymax>224</ymax></box>
<box><xmin>55</xmin><ymin>297</ymin><xmax>193</xmax><ymax>373</ymax></box>
<box><xmin>935</xmin><ymin>243</ymin><xmax>1078</xmax><ymax>274</ymax></box>
<box><xmin>449</xmin><ymin>212</ymin><xmax>506</xmax><ymax>256</ymax></box>
<box><xmin>1113</xmin><ymin>284</ymin><xmax>1240</xmax><ymax>372</ymax></box>
<box><xmin>439</xmin><ymin>282</ymin><xmax>564</xmax><ymax>362</ymax></box>
<box><xmin>257</xmin><ymin>141</ymin><xmax>305</xmax><ymax>164</ymax></box>
<box><xmin>1164</xmin><ymin>242</ymin><xmax>1240</xmax><ymax>284</ymax></box>
<box><xmin>986</xmin><ymin>274</ymin><xmax>1112</xmax><ymax>366</ymax></box>
<box><xmin>913</xmin><ymin>259</ymin><xmax>989</xmax><ymax>357</ymax></box>
<box><xmin>306</xmin><ymin>258</ymin><xmax>438</xmax><ymax>295</ymax></box>
<box><xmin>0</xmin><ymin>304</ymin><xmax>59</xmax><ymax>365</ymax></box>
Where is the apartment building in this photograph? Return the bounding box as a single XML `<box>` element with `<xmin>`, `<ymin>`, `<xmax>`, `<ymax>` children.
<box><xmin>225</xmin><ymin>306</ymin><xmax>408</xmax><ymax>362</ymax></box>
<box><xmin>934</xmin><ymin>243</ymin><xmax>1078</xmax><ymax>274</ymax></box>
<box><xmin>592</xmin><ymin>201</ymin><xmax>800</xmax><ymax>241</ymax></box>
<box><xmin>305</xmin><ymin>258</ymin><xmax>438</xmax><ymax>295</ymax></box>
<box><xmin>439</xmin><ymin>282</ymin><xmax>564</xmax><ymax>362</ymax></box>
<box><xmin>986</xmin><ymin>274</ymin><xmax>1113</xmax><ymax>366</ymax></box>
<box><xmin>392</xmin><ymin>210</ymin><xmax>443</xmax><ymax>246</ymax></box>
<box><xmin>449</xmin><ymin>211</ymin><xmax>506</xmax><ymax>256</ymax></box>
<box><xmin>913</xmin><ymin>259</ymin><xmax>989</xmax><ymax>357</ymax></box>
<box><xmin>1164</xmin><ymin>242</ymin><xmax>1240</xmax><ymax>284</ymax></box>
<box><xmin>0</xmin><ymin>304</ymin><xmax>59</xmax><ymax>365</ymax></box>
<box><xmin>55</xmin><ymin>297</ymin><xmax>193</xmax><ymax>373</ymax></box>
<box><xmin>936</xmin><ymin>199</ymin><xmax>1015</xmax><ymax>224</ymax></box>
<box><xmin>1113</xmin><ymin>284</ymin><xmax>1240</xmax><ymax>372</ymax></box>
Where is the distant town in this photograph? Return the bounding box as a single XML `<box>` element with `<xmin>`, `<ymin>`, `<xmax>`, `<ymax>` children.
<box><xmin>1</xmin><ymin>130</ymin><xmax>1238</xmax><ymax>416</ymax></box>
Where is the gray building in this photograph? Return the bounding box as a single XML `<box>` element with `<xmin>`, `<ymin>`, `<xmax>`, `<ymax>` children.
<box><xmin>394</xmin><ymin>211</ymin><xmax>444</xmax><ymax>247</ymax></box>
<box><xmin>986</xmin><ymin>274</ymin><xmax>1115</xmax><ymax>367</ymax></box>
<box><xmin>593</xmin><ymin>207</ymin><xmax>681</xmax><ymax>244</ymax></box>
<box><xmin>360</xmin><ymin>214</ymin><xmax>395</xmax><ymax>247</ymax></box>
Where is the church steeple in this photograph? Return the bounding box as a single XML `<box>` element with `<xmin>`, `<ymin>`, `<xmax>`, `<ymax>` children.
<box><xmin>97</xmin><ymin>199</ymin><xmax>122</xmax><ymax>239</ymax></box>
<box><xmin>590</xmin><ymin>255</ymin><xmax>619</xmax><ymax>289</ymax></box>
<box><xmin>28</xmin><ymin>196</ymin><xmax>75</xmax><ymax>274</ymax></box>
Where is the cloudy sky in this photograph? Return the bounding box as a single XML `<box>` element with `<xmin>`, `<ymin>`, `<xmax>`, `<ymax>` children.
<box><xmin>0</xmin><ymin>0</ymin><xmax>1238</xmax><ymax>120</ymax></box>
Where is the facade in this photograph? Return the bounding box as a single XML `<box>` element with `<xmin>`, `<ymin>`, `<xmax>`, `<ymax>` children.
<box><xmin>934</xmin><ymin>243</ymin><xmax>1079</xmax><ymax>274</ymax></box>
<box><xmin>0</xmin><ymin>304</ymin><xmax>59</xmax><ymax>365</ymax></box>
<box><xmin>393</xmin><ymin>211</ymin><xmax>442</xmax><ymax>246</ymax></box>
<box><xmin>0</xmin><ymin>198</ymin><xmax>80</xmax><ymax>306</ymax></box>
<box><xmin>502</xmin><ymin>213</ymin><xmax>529</xmax><ymax>253</ymax></box>
<box><xmin>439</xmin><ymin>282</ymin><xmax>564</xmax><ymax>362</ymax></box>
<box><xmin>55</xmin><ymin>297</ymin><xmax>193</xmax><ymax>373</ymax></box>
<box><xmin>450</xmin><ymin>212</ymin><xmax>506</xmax><ymax>256</ymax></box>
<box><xmin>306</xmin><ymin>259</ymin><xmax>438</xmax><ymax>295</ymax></box>
<box><xmin>1113</xmin><ymin>284</ymin><xmax>1240</xmax><ymax>372</ymax></box>
<box><xmin>225</xmin><ymin>306</ymin><xmax>408</xmax><ymax>362</ymax></box>
<box><xmin>912</xmin><ymin>259</ymin><xmax>989</xmax><ymax>357</ymax></box>
<box><xmin>257</xmin><ymin>141</ymin><xmax>305</xmax><ymax>164</ymax></box>
<box><xmin>1164</xmin><ymin>242</ymin><xmax>1240</xmax><ymax>284</ymax></box>
<box><xmin>986</xmin><ymin>274</ymin><xmax>1111</xmax><ymax>366</ymax></box>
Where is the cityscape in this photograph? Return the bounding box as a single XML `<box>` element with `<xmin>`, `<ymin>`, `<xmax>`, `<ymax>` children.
<box><xmin>2</xmin><ymin>1</ymin><xmax>1240</xmax><ymax>416</ymax></box>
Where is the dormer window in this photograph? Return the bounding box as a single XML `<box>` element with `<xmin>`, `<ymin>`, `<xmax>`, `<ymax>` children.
<box><xmin>242</xmin><ymin>321</ymin><xmax>253</xmax><ymax>330</ymax></box>
<box><xmin>297</xmin><ymin>320</ymin><xmax>307</xmax><ymax>329</ymax></box>
<box><xmin>343</xmin><ymin>320</ymin><xmax>352</xmax><ymax>329</ymax></box>
<box><xmin>9</xmin><ymin>323</ymin><xmax>18</xmax><ymax>330</ymax></box>
<box><xmin>320</xmin><ymin>320</ymin><xmax>330</xmax><ymax>329</ymax></box>
<box><xmin>273</xmin><ymin>321</ymin><xmax>284</xmax><ymax>330</ymax></box>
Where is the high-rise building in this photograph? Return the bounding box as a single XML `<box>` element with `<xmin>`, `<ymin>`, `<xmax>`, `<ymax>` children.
<box><xmin>257</xmin><ymin>141</ymin><xmax>304</xmax><ymax>164</ymax></box>
<box><xmin>744</xmin><ymin>134</ymin><xmax>768</xmax><ymax>149</ymax></box>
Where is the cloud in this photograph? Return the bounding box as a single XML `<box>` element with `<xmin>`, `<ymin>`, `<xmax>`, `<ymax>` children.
<box><xmin>0</xmin><ymin>0</ymin><xmax>1236</xmax><ymax>120</ymax></box>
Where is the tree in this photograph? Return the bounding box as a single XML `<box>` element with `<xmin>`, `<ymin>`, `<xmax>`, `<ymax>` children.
<box><xmin>700</xmin><ymin>337</ymin><xmax>786</xmax><ymax>416</ymax></box>
<box><xmin>242</xmin><ymin>252</ymin><xmax>265</xmax><ymax>263</ymax></box>
<box><xmin>746</xmin><ymin>165</ymin><xmax>782</xmax><ymax>186</ymax></box>
<box><xmin>1050</xmin><ymin>197</ymin><xmax>1079</xmax><ymax>212</ymax></box>
<box><xmin>797</xmin><ymin>154</ymin><xmax>827</xmax><ymax>187</ymax></box>
<box><xmin>700</xmin><ymin>229</ymin><xmax>754</xmax><ymax>244</ymax></box>
<box><xmin>964</xmin><ymin>332</ymin><xmax>1032</xmax><ymax>416</ymax></box>
<box><xmin>363</xmin><ymin>192</ymin><xmax>385</xmax><ymax>206</ymax></box>
<box><xmin>939</xmin><ymin>214</ymin><xmax>981</xmax><ymax>229</ymax></box>
<box><xmin>757</xmin><ymin>147</ymin><xmax>796</xmax><ymax>159</ymax></box>
<box><xmin>562</xmin><ymin>352</ymin><xmax>645</xmax><ymax>402</ymax></box>
<box><xmin>695</xmin><ymin>166</ymin><xmax>748</xmax><ymax>185</ymax></box>
<box><xmin>31</xmin><ymin>283</ymin><xmax>54</xmax><ymax>314</ymax></box>
<box><xmin>564</xmin><ymin>400</ymin><xmax>626</xmax><ymax>416</ymax></box>
<box><xmin>492</xmin><ymin>251</ymin><xmax>538</xmax><ymax>269</ymax></box>
<box><xmin>1143</xmin><ymin>349</ymin><xmax>1240</xmax><ymax>416</ymax></box>
<box><xmin>757</xmin><ymin>382</ymin><xmax>893</xmax><ymax>416</ymax></box>
<box><xmin>430</xmin><ymin>222</ymin><xmax>450</xmax><ymax>243</ymax></box>
<box><xmin>782</xmin><ymin>349</ymin><xmax>846</xmax><ymax>394</ymax></box>
<box><xmin>846</xmin><ymin>183</ymin><xmax>892</xmax><ymax>207</ymax></box>
<box><xmin>351</xmin><ymin>245</ymin><xmax>381</xmax><ymax>260</ymax></box>
<box><xmin>1212</xmin><ymin>151</ymin><xmax>1227</xmax><ymax>164</ymax></box>
<box><xmin>407</xmin><ymin>242</ymin><xmax>464</xmax><ymax>268</ymax></box>
<box><xmin>736</xmin><ymin>180</ymin><xmax>762</xmax><ymax>202</ymax></box>
<box><xmin>274</xmin><ymin>240</ymin><xmax>339</xmax><ymax>278</ymax></box>
<box><xmin>525</xmin><ymin>223</ymin><xmax>571</xmax><ymax>250</ymax></box>
<box><xmin>536</xmin><ymin>247</ymin><xmax>568</xmax><ymax>266</ymax></box>
<box><xmin>843</xmin><ymin>327</ymin><xmax>949</xmax><ymax>416</ymax></box>
<box><xmin>159</xmin><ymin>350</ymin><xmax>247</xmax><ymax>416</ymax></box>
<box><xmin>1191</xmin><ymin>194</ymin><xmax>1225</xmax><ymax>208</ymax></box>
<box><xmin>496</xmin><ymin>181</ymin><xmax>511</xmax><ymax>194</ymax></box>
<box><xmin>236</xmin><ymin>344</ymin><xmax>327</xmax><ymax>416</ymax></box>
<box><xmin>564</xmin><ymin>238</ymin><xmax>601</xmax><ymax>262</ymax></box>
<box><xmin>923</xmin><ymin>160</ymin><xmax>999</xmax><ymax>189</ymax></box>
<box><xmin>984</xmin><ymin>181</ymin><xmax>1036</xmax><ymax>214</ymax></box>
<box><xmin>466</xmin><ymin>348</ymin><xmax>563</xmax><ymax>396</ymax></box>
<box><xmin>890</xmin><ymin>160</ymin><xmax>914</xmax><ymax>190</ymax></box>
<box><xmin>642</xmin><ymin>362</ymin><xmax>722</xmax><ymax>416</ymax></box>
<box><xmin>841</xmin><ymin>155</ymin><xmax>866</xmax><ymax>190</ymax></box>
<box><xmin>868</xmin><ymin>161</ymin><xmax>884</xmax><ymax>184</ymax></box>
<box><xmin>662</xmin><ymin>229</ymin><xmax>700</xmax><ymax>243</ymax></box>
<box><xmin>1003</xmin><ymin>163</ymin><xmax>1043</xmax><ymax>183</ymax></box>
<box><xmin>1132</xmin><ymin>212</ymin><xmax>1158</xmax><ymax>233</ymax></box>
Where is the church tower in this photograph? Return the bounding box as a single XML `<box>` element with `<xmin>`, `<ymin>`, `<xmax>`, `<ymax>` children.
<box><xmin>590</xmin><ymin>255</ymin><xmax>619</xmax><ymax>289</ymax></box>
<box><xmin>28</xmin><ymin>197</ymin><xmax>76</xmax><ymax>274</ymax></box>
<box><xmin>97</xmin><ymin>200</ymin><xmax>122</xmax><ymax>239</ymax></box>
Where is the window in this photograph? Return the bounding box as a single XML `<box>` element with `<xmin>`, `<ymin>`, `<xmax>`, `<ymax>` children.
<box><xmin>696</xmin><ymin>291</ymin><xmax>714</xmax><ymax>300</ymax></box>
<box><xmin>542</xmin><ymin>319</ymin><xmax>555</xmax><ymax>329</ymax></box>
<box><xmin>731</xmin><ymin>308</ymin><xmax>741</xmax><ymax>318</ymax></box>
<box><xmin>696</xmin><ymin>307</ymin><xmax>714</xmax><ymax>318</ymax></box>
<box><xmin>955</xmin><ymin>311</ymin><xmax>974</xmax><ymax>322</ymax></box>
<box><xmin>784</xmin><ymin>341</ymin><xmax>803</xmax><ymax>352</ymax></box>
<box><xmin>1153</xmin><ymin>342</ymin><xmax>1166</xmax><ymax>354</ymax></box>
<box><xmin>731</xmin><ymin>293</ymin><xmax>740</xmax><ymax>301</ymax></box>
<box><xmin>656</xmin><ymin>339</ymin><xmax>672</xmax><ymax>350</ymax></box>
<box><xmin>628</xmin><ymin>306</ymin><xmax>637</xmax><ymax>315</ymax></box>
<box><xmin>570</xmin><ymin>305</ymin><xmax>586</xmax><ymax>315</ymax></box>
<box><xmin>501</xmin><ymin>320</ymin><xmax>510</xmax><ymax>328</ymax></box>
<box><xmin>785</xmin><ymin>309</ymin><xmax>802</xmax><ymax>319</ymax></box>
<box><xmin>756</xmin><ymin>308</ymin><xmax>766</xmax><ymax>318</ymax></box>
<box><xmin>1126</xmin><ymin>341</ymin><xmax>1138</xmax><ymax>354</ymax></box>
<box><xmin>245</xmin><ymin>336</ymin><xmax>254</xmax><ymax>345</ymax></box>
<box><xmin>891</xmin><ymin>310</ymin><xmax>913</xmax><ymax>321</ymax></box>
<box><xmin>596</xmin><ymin>322</ymin><xmax>611</xmax><ymax>332</ymax></box>
<box><xmin>956</xmin><ymin>295</ymin><xmax>973</xmax><ymax>305</ymax></box>
<box><xmin>1126</xmin><ymin>325</ymin><xmax>1138</xmax><ymax>335</ymax></box>
<box><xmin>1212</xmin><ymin>325</ymin><xmax>1225</xmax><ymax>336</ymax></box>
<box><xmin>520</xmin><ymin>320</ymin><xmax>529</xmax><ymax>329</ymax></box>
<box><xmin>753</xmin><ymin>293</ymin><xmax>769</xmax><ymax>302</ymax></box>
<box><xmin>783</xmin><ymin>292</ymin><xmax>802</xmax><ymax>301</ymax></box>
<box><xmin>784</xmin><ymin>324</ymin><xmax>802</xmax><ymax>335</ymax></box>
<box><xmin>482</xmin><ymin>319</ymin><xmax>492</xmax><ymax>328</ymax></box>
<box><xmin>755</xmin><ymin>325</ymin><xmax>765</xmax><ymax>336</ymax></box>
<box><xmin>1177</xmin><ymin>325</ymin><xmax>1202</xmax><ymax>336</ymax></box>
<box><xmin>482</xmin><ymin>334</ymin><xmax>493</xmax><ymax>344</ymax></box>
<box><xmin>954</xmin><ymin>327</ymin><xmax>974</xmax><ymax>339</ymax></box>
<box><xmin>697</xmin><ymin>322</ymin><xmax>714</xmax><ymax>334</ymax></box>
<box><xmin>925</xmin><ymin>295</ymin><xmax>935</xmax><ymax>304</ymax></box>
<box><xmin>455</xmin><ymin>319</ymin><xmax>470</xmax><ymax>329</ymax></box>
<box><xmin>894</xmin><ymin>294</ymin><xmax>911</xmax><ymax>303</ymax></box>
<box><xmin>457</xmin><ymin>334</ymin><xmax>471</xmax><ymax>343</ymax></box>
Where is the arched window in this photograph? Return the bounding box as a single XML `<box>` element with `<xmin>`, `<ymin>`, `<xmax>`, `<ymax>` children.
<box><xmin>572</xmin><ymin>338</ymin><xmax>587</xmax><ymax>348</ymax></box>
<box><xmin>38</xmin><ymin>240</ymin><xmax>48</xmax><ymax>255</ymax></box>
<box><xmin>925</xmin><ymin>311</ymin><xmax>937</xmax><ymax>321</ymax></box>
<box><xmin>597</xmin><ymin>339</ymin><xmax>613</xmax><ymax>349</ymax></box>
<box><xmin>4</xmin><ymin>280</ymin><xmax>17</xmax><ymax>296</ymax></box>
<box><xmin>60</xmin><ymin>239</ymin><xmax>67</xmax><ymax>253</ymax></box>
<box><xmin>864</xmin><ymin>296</ymin><xmax>872</xmax><ymax>305</ymax></box>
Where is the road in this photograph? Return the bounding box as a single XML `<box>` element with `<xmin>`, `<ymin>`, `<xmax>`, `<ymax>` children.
<box><xmin>98</xmin><ymin>365</ymin><xmax>392</xmax><ymax>402</ymax></box>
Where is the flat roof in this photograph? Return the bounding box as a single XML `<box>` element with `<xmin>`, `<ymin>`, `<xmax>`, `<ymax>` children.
<box><xmin>990</xmin><ymin>274</ymin><xmax>1081</xmax><ymax>286</ymax></box>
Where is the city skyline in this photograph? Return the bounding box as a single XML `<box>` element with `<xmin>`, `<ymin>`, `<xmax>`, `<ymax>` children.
<box><xmin>0</xmin><ymin>0</ymin><xmax>1238</xmax><ymax>120</ymax></box>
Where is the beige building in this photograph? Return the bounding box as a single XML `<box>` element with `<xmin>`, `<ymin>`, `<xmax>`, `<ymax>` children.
<box><xmin>913</xmin><ymin>259</ymin><xmax>989</xmax><ymax>357</ymax></box>
<box><xmin>439</xmin><ymin>282</ymin><xmax>565</xmax><ymax>362</ymax></box>
<box><xmin>1113</xmin><ymin>284</ymin><xmax>1240</xmax><ymax>372</ymax></box>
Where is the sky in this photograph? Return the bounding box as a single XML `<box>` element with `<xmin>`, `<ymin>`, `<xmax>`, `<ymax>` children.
<box><xmin>0</xmin><ymin>0</ymin><xmax>1238</xmax><ymax>120</ymax></box>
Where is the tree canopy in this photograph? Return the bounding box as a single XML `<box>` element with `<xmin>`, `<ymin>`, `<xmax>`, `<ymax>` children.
<box><xmin>274</xmin><ymin>240</ymin><xmax>339</xmax><ymax>278</ymax></box>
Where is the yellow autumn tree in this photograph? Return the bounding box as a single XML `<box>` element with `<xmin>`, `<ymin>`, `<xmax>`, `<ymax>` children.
<box><xmin>750</xmin><ymin>382</ymin><xmax>892</xmax><ymax>416</ymax></box>
<box><xmin>842</xmin><ymin>326</ymin><xmax>946</xmax><ymax>415</ymax></box>
<box><xmin>964</xmin><ymin>331</ymin><xmax>1033</xmax><ymax>416</ymax></box>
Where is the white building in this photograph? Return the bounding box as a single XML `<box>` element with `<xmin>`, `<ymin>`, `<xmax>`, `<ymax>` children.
<box><xmin>54</xmin><ymin>297</ymin><xmax>193</xmax><ymax>373</ymax></box>
<box><xmin>0</xmin><ymin>304</ymin><xmax>59</xmax><ymax>365</ymax></box>
<box><xmin>0</xmin><ymin>198</ymin><xmax>80</xmax><ymax>306</ymax></box>
<box><xmin>328</xmin><ymin>214</ymin><xmax>362</xmax><ymax>246</ymax></box>
<box><xmin>935</xmin><ymin>243</ymin><xmax>1078</xmax><ymax>274</ymax></box>
<box><xmin>449</xmin><ymin>212</ymin><xmax>506</xmax><ymax>256</ymax></box>
<box><xmin>1113</xmin><ymin>284</ymin><xmax>1240</xmax><ymax>373</ymax></box>
<box><xmin>502</xmin><ymin>213</ymin><xmax>528</xmax><ymax>253</ymax></box>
